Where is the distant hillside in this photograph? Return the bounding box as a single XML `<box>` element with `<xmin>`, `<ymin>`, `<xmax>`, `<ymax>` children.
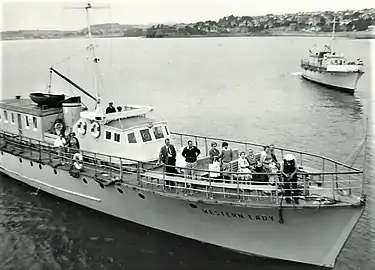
<box><xmin>0</xmin><ymin>23</ymin><xmax>150</xmax><ymax>40</ymax></box>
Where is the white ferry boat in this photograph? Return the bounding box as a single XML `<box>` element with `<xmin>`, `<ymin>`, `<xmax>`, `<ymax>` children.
<box><xmin>300</xmin><ymin>19</ymin><xmax>365</xmax><ymax>93</ymax></box>
<box><xmin>0</xmin><ymin>4</ymin><xmax>368</xmax><ymax>268</ymax></box>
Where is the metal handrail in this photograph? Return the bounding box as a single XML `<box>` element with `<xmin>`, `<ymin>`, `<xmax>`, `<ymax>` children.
<box><xmin>170</xmin><ymin>132</ymin><xmax>361</xmax><ymax>171</ymax></box>
<box><xmin>0</xmin><ymin>130</ymin><xmax>364</xmax><ymax>204</ymax></box>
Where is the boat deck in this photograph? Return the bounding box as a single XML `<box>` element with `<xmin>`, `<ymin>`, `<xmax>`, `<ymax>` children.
<box><xmin>0</xmin><ymin>131</ymin><xmax>364</xmax><ymax>208</ymax></box>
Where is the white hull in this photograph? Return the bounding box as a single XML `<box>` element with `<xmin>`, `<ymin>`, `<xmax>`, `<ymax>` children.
<box><xmin>302</xmin><ymin>69</ymin><xmax>363</xmax><ymax>93</ymax></box>
<box><xmin>0</xmin><ymin>152</ymin><xmax>364</xmax><ymax>268</ymax></box>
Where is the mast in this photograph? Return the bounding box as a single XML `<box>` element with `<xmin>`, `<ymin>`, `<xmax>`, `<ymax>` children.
<box><xmin>331</xmin><ymin>16</ymin><xmax>336</xmax><ymax>52</ymax></box>
<box><xmin>65</xmin><ymin>3</ymin><xmax>109</xmax><ymax>114</ymax></box>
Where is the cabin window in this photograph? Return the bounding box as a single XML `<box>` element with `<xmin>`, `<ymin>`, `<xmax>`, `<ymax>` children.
<box><xmin>114</xmin><ymin>133</ymin><xmax>121</xmax><ymax>143</ymax></box>
<box><xmin>164</xmin><ymin>126</ymin><xmax>169</xmax><ymax>135</ymax></box>
<box><xmin>32</xmin><ymin>117</ymin><xmax>38</xmax><ymax>129</ymax></box>
<box><xmin>105</xmin><ymin>131</ymin><xmax>112</xmax><ymax>140</ymax></box>
<box><xmin>127</xmin><ymin>132</ymin><xmax>137</xmax><ymax>144</ymax></box>
<box><xmin>4</xmin><ymin>111</ymin><xmax>8</xmax><ymax>122</ymax></box>
<box><xmin>25</xmin><ymin>115</ymin><xmax>30</xmax><ymax>128</ymax></box>
<box><xmin>11</xmin><ymin>113</ymin><xmax>15</xmax><ymax>124</ymax></box>
<box><xmin>153</xmin><ymin>126</ymin><xmax>164</xmax><ymax>139</ymax></box>
<box><xmin>140</xmin><ymin>129</ymin><xmax>152</xmax><ymax>142</ymax></box>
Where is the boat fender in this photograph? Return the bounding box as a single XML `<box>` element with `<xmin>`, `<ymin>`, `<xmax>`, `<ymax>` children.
<box><xmin>90</xmin><ymin>122</ymin><xmax>101</xmax><ymax>138</ymax></box>
<box><xmin>77</xmin><ymin>119</ymin><xmax>87</xmax><ymax>135</ymax></box>
<box><xmin>54</xmin><ymin>122</ymin><xmax>64</xmax><ymax>136</ymax></box>
<box><xmin>72</xmin><ymin>152</ymin><xmax>83</xmax><ymax>171</ymax></box>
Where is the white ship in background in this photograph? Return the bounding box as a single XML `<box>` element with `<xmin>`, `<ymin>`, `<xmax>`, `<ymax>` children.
<box><xmin>300</xmin><ymin>18</ymin><xmax>365</xmax><ymax>93</ymax></box>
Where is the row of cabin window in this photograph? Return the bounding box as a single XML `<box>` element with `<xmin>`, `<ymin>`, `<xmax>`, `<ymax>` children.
<box><xmin>103</xmin><ymin>125</ymin><xmax>169</xmax><ymax>144</ymax></box>
<box><xmin>0</xmin><ymin>110</ymin><xmax>38</xmax><ymax>130</ymax></box>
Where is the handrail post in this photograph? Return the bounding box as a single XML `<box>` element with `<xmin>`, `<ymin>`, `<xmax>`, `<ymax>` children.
<box><xmin>162</xmin><ymin>164</ymin><xmax>166</xmax><ymax>190</ymax></box>
<box><xmin>94</xmin><ymin>153</ymin><xmax>97</xmax><ymax>175</ymax></box>
<box><xmin>332</xmin><ymin>174</ymin><xmax>336</xmax><ymax>201</ymax></box>
<box><xmin>300</xmin><ymin>153</ymin><xmax>303</xmax><ymax>166</ymax></box>
<box><xmin>335</xmin><ymin>163</ymin><xmax>338</xmax><ymax>189</ymax></box>
<box><xmin>195</xmin><ymin>136</ymin><xmax>198</xmax><ymax>147</ymax></box>
<box><xmin>237</xmin><ymin>175</ymin><xmax>240</xmax><ymax>201</ymax></box>
<box><xmin>38</xmin><ymin>141</ymin><xmax>41</xmax><ymax>162</ymax></box>
<box><xmin>109</xmin><ymin>155</ymin><xmax>112</xmax><ymax>179</ymax></box>
<box><xmin>119</xmin><ymin>158</ymin><xmax>123</xmax><ymax>180</ymax></box>
<box><xmin>205</xmin><ymin>137</ymin><xmax>208</xmax><ymax>156</ymax></box>
<box><xmin>322</xmin><ymin>158</ymin><xmax>325</xmax><ymax>184</ymax></box>
<box><xmin>48</xmin><ymin>144</ymin><xmax>52</xmax><ymax>164</ymax></box>
<box><xmin>136</xmin><ymin>161</ymin><xmax>141</xmax><ymax>186</ymax></box>
<box><xmin>29</xmin><ymin>138</ymin><xmax>32</xmax><ymax>158</ymax></box>
<box><xmin>180</xmin><ymin>134</ymin><xmax>183</xmax><ymax>148</ymax></box>
<box><xmin>208</xmin><ymin>174</ymin><xmax>212</xmax><ymax>199</ymax></box>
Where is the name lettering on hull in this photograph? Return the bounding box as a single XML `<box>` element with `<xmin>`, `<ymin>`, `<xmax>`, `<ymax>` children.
<box><xmin>201</xmin><ymin>208</ymin><xmax>274</xmax><ymax>222</ymax></box>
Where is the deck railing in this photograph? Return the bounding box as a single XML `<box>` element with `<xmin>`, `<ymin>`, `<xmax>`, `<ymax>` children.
<box><xmin>0</xmin><ymin>130</ymin><xmax>365</xmax><ymax>205</ymax></box>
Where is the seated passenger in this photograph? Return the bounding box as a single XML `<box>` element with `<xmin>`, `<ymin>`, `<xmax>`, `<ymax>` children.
<box><xmin>105</xmin><ymin>102</ymin><xmax>116</xmax><ymax>114</ymax></box>
<box><xmin>238</xmin><ymin>152</ymin><xmax>251</xmax><ymax>181</ymax></box>
<box><xmin>245</xmin><ymin>149</ymin><xmax>257</xmax><ymax>171</ymax></box>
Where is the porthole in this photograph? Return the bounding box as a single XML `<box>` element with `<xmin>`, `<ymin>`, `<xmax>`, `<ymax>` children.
<box><xmin>99</xmin><ymin>183</ymin><xmax>104</xmax><ymax>189</ymax></box>
<box><xmin>30</xmin><ymin>161</ymin><xmax>33</xmax><ymax>167</ymax></box>
<box><xmin>189</xmin><ymin>203</ymin><xmax>197</xmax><ymax>209</ymax></box>
<box><xmin>83</xmin><ymin>178</ymin><xmax>88</xmax><ymax>184</ymax></box>
<box><xmin>138</xmin><ymin>193</ymin><xmax>145</xmax><ymax>199</ymax></box>
<box><xmin>117</xmin><ymin>188</ymin><xmax>123</xmax><ymax>194</ymax></box>
<box><xmin>39</xmin><ymin>164</ymin><xmax>42</xmax><ymax>170</ymax></box>
<box><xmin>53</xmin><ymin>169</ymin><xmax>57</xmax><ymax>175</ymax></box>
<box><xmin>19</xmin><ymin>158</ymin><xmax>22</xmax><ymax>163</ymax></box>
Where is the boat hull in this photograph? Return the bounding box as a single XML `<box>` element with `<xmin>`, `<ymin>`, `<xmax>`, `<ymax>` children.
<box><xmin>301</xmin><ymin>69</ymin><xmax>364</xmax><ymax>94</ymax></box>
<box><xmin>0</xmin><ymin>151</ymin><xmax>364</xmax><ymax>268</ymax></box>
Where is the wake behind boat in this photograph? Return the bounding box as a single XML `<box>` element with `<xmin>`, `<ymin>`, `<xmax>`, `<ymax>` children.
<box><xmin>0</xmin><ymin>4</ymin><xmax>368</xmax><ymax>268</ymax></box>
<box><xmin>300</xmin><ymin>18</ymin><xmax>365</xmax><ymax>93</ymax></box>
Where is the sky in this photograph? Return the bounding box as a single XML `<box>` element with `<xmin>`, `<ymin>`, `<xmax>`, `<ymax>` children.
<box><xmin>0</xmin><ymin>0</ymin><xmax>374</xmax><ymax>31</ymax></box>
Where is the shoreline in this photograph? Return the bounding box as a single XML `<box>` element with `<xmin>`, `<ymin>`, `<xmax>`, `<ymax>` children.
<box><xmin>1</xmin><ymin>30</ymin><xmax>373</xmax><ymax>41</ymax></box>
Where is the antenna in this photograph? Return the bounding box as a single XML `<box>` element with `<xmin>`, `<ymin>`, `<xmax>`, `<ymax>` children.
<box><xmin>64</xmin><ymin>3</ymin><xmax>110</xmax><ymax>114</ymax></box>
<box><xmin>331</xmin><ymin>16</ymin><xmax>336</xmax><ymax>52</ymax></box>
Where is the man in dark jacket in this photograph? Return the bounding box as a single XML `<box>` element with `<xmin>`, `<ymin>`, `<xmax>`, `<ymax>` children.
<box><xmin>158</xmin><ymin>139</ymin><xmax>178</xmax><ymax>185</ymax></box>
<box><xmin>182</xmin><ymin>140</ymin><xmax>201</xmax><ymax>180</ymax></box>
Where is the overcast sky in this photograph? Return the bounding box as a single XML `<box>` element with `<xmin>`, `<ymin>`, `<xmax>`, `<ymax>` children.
<box><xmin>1</xmin><ymin>0</ymin><xmax>374</xmax><ymax>31</ymax></box>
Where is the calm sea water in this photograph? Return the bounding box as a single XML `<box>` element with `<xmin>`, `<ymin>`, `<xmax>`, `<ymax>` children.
<box><xmin>0</xmin><ymin>36</ymin><xmax>373</xmax><ymax>270</ymax></box>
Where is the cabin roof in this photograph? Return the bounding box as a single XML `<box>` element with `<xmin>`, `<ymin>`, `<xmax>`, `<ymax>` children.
<box><xmin>106</xmin><ymin>116</ymin><xmax>165</xmax><ymax>131</ymax></box>
<box><xmin>0</xmin><ymin>98</ymin><xmax>62</xmax><ymax>117</ymax></box>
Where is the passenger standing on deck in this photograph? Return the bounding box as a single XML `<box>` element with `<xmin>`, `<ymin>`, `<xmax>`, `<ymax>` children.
<box><xmin>53</xmin><ymin>134</ymin><xmax>67</xmax><ymax>164</ymax></box>
<box><xmin>220</xmin><ymin>142</ymin><xmax>233</xmax><ymax>172</ymax></box>
<box><xmin>270</xmin><ymin>144</ymin><xmax>281</xmax><ymax>170</ymax></box>
<box><xmin>105</xmin><ymin>102</ymin><xmax>116</xmax><ymax>114</ymax></box>
<box><xmin>209</xmin><ymin>142</ymin><xmax>220</xmax><ymax>163</ymax></box>
<box><xmin>182</xmin><ymin>140</ymin><xmax>201</xmax><ymax>180</ymax></box>
<box><xmin>158</xmin><ymin>139</ymin><xmax>177</xmax><ymax>186</ymax></box>
<box><xmin>281</xmin><ymin>154</ymin><xmax>299</xmax><ymax>204</ymax></box>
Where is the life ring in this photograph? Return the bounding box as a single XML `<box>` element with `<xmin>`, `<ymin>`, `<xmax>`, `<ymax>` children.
<box><xmin>77</xmin><ymin>119</ymin><xmax>87</xmax><ymax>135</ymax></box>
<box><xmin>90</xmin><ymin>122</ymin><xmax>101</xmax><ymax>138</ymax></box>
<box><xmin>72</xmin><ymin>152</ymin><xmax>83</xmax><ymax>170</ymax></box>
<box><xmin>54</xmin><ymin>122</ymin><xmax>64</xmax><ymax>136</ymax></box>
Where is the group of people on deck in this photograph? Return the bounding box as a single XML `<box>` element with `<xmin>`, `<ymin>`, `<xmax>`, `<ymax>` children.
<box><xmin>105</xmin><ymin>102</ymin><xmax>123</xmax><ymax>114</ymax></box>
<box><xmin>157</xmin><ymin>139</ymin><xmax>299</xmax><ymax>203</ymax></box>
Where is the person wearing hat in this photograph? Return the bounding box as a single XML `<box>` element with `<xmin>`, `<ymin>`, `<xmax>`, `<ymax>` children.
<box><xmin>281</xmin><ymin>154</ymin><xmax>299</xmax><ymax>204</ymax></box>
<box><xmin>105</xmin><ymin>102</ymin><xmax>116</xmax><ymax>114</ymax></box>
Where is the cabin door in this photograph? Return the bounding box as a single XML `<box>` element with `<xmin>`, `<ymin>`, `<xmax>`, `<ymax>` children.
<box><xmin>17</xmin><ymin>113</ymin><xmax>23</xmax><ymax>136</ymax></box>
